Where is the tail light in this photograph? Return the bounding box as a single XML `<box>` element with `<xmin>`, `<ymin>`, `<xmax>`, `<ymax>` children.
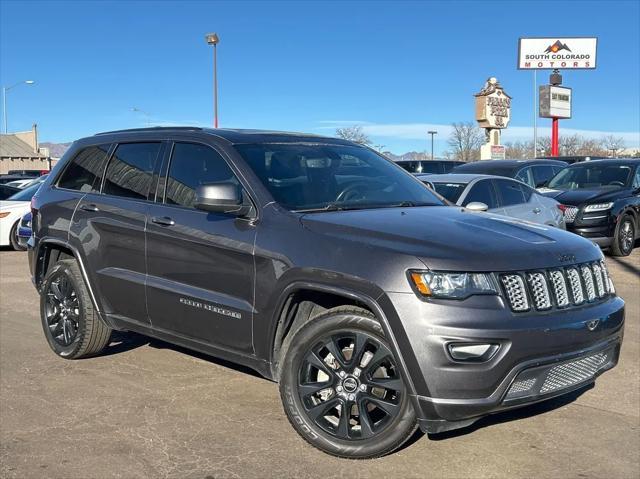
<box><xmin>557</xmin><ymin>204</ymin><xmax>569</xmax><ymax>214</ymax></box>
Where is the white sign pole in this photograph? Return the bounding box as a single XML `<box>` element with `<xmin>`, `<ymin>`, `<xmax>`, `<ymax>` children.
<box><xmin>533</xmin><ymin>70</ymin><xmax>537</xmax><ymax>157</ymax></box>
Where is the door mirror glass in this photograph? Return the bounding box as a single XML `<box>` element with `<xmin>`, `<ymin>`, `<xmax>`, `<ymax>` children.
<box><xmin>195</xmin><ymin>182</ymin><xmax>251</xmax><ymax>216</ymax></box>
<box><xmin>466</xmin><ymin>202</ymin><xmax>489</xmax><ymax>212</ymax></box>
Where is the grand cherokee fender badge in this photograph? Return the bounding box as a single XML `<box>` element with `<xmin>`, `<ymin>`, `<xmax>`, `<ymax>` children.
<box><xmin>586</xmin><ymin>319</ymin><xmax>600</xmax><ymax>331</ymax></box>
<box><xmin>179</xmin><ymin>297</ymin><xmax>241</xmax><ymax>319</ymax></box>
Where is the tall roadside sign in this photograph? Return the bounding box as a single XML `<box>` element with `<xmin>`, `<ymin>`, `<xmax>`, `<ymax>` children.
<box><xmin>518</xmin><ymin>37</ymin><xmax>598</xmax><ymax>157</ymax></box>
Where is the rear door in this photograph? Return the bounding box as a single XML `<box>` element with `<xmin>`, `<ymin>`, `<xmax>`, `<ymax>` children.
<box><xmin>145</xmin><ymin>140</ymin><xmax>256</xmax><ymax>353</ymax></box>
<box><xmin>69</xmin><ymin>141</ymin><xmax>164</xmax><ymax>324</ymax></box>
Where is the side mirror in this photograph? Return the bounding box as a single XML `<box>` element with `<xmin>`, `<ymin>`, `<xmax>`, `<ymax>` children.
<box><xmin>465</xmin><ymin>202</ymin><xmax>489</xmax><ymax>212</ymax></box>
<box><xmin>535</xmin><ymin>180</ymin><xmax>548</xmax><ymax>188</ymax></box>
<box><xmin>194</xmin><ymin>182</ymin><xmax>252</xmax><ymax>216</ymax></box>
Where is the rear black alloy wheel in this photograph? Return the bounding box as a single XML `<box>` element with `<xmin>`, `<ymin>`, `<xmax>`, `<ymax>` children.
<box><xmin>280</xmin><ymin>308</ymin><xmax>417</xmax><ymax>459</ymax></box>
<box><xmin>45</xmin><ymin>274</ymin><xmax>80</xmax><ymax>347</ymax></box>
<box><xmin>40</xmin><ymin>259</ymin><xmax>112</xmax><ymax>359</ymax></box>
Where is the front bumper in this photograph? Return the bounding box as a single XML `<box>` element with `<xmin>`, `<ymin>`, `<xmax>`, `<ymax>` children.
<box><xmin>386</xmin><ymin>292</ymin><xmax>625</xmax><ymax>433</ymax></box>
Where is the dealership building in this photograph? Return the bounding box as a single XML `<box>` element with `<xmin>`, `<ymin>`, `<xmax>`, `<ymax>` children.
<box><xmin>0</xmin><ymin>124</ymin><xmax>52</xmax><ymax>174</ymax></box>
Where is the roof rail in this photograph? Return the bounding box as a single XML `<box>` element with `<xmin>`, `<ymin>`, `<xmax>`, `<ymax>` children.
<box><xmin>94</xmin><ymin>126</ymin><xmax>204</xmax><ymax>136</ymax></box>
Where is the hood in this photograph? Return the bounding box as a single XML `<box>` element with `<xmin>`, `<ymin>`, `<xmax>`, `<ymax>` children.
<box><xmin>301</xmin><ymin>206</ymin><xmax>601</xmax><ymax>271</ymax></box>
<box><xmin>539</xmin><ymin>186</ymin><xmax>631</xmax><ymax>206</ymax></box>
<box><xmin>0</xmin><ymin>200</ymin><xmax>30</xmax><ymax>211</ymax></box>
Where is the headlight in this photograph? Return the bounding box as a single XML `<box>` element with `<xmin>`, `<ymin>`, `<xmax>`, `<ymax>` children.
<box><xmin>584</xmin><ymin>202</ymin><xmax>613</xmax><ymax>212</ymax></box>
<box><xmin>409</xmin><ymin>271</ymin><xmax>498</xmax><ymax>299</ymax></box>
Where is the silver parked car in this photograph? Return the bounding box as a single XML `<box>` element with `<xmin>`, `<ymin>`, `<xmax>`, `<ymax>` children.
<box><xmin>418</xmin><ymin>173</ymin><xmax>566</xmax><ymax>228</ymax></box>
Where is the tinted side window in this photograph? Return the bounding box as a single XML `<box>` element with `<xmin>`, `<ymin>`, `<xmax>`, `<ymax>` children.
<box><xmin>57</xmin><ymin>144</ymin><xmax>110</xmax><ymax>192</ymax></box>
<box><xmin>515</xmin><ymin>167</ymin><xmax>534</xmax><ymax>187</ymax></box>
<box><xmin>103</xmin><ymin>143</ymin><xmax>161</xmax><ymax>200</ymax></box>
<box><xmin>165</xmin><ymin>142</ymin><xmax>238</xmax><ymax>208</ymax></box>
<box><xmin>496</xmin><ymin>179</ymin><xmax>526</xmax><ymax>206</ymax></box>
<box><xmin>532</xmin><ymin>165</ymin><xmax>556</xmax><ymax>187</ymax></box>
<box><xmin>463</xmin><ymin>180</ymin><xmax>498</xmax><ymax>209</ymax></box>
<box><xmin>420</xmin><ymin>162</ymin><xmax>441</xmax><ymax>174</ymax></box>
<box><xmin>632</xmin><ymin>167</ymin><xmax>640</xmax><ymax>189</ymax></box>
<box><xmin>397</xmin><ymin>161</ymin><xmax>421</xmax><ymax>173</ymax></box>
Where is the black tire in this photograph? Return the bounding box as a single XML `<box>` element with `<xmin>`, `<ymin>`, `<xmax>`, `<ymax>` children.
<box><xmin>9</xmin><ymin>221</ymin><xmax>26</xmax><ymax>251</ymax></box>
<box><xmin>279</xmin><ymin>306</ymin><xmax>417</xmax><ymax>459</ymax></box>
<box><xmin>40</xmin><ymin>259</ymin><xmax>112</xmax><ymax>359</ymax></box>
<box><xmin>611</xmin><ymin>215</ymin><xmax>635</xmax><ymax>257</ymax></box>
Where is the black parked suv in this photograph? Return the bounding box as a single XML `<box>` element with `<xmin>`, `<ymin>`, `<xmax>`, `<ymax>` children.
<box><xmin>541</xmin><ymin>159</ymin><xmax>640</xmax><ymax>256</ymax></box>
<box><xmin>395</xmin><ymin>159</ymin><xmax>464</xmax><ymax>174</ymax></box>
<box><xmin>451</xmin><ymin>159</ymin><xmax>567</xmax><ymax>188</ymax></box>
<box><xmin>29</xmin><ymin>128</ymin><xmax>624</xmax><ymax>458</ymax></box>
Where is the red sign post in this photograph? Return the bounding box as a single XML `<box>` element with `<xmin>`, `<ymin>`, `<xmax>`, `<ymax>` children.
<box><xmin>551</xmin><ymin>118</ymin><xmax>559</xmax><ymax>156</ymax></box>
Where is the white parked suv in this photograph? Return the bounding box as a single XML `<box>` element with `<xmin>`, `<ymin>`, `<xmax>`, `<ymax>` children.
<box><xmin>419</xmin><ymin>173</ymin><xmax>565</xmax><ymax>228</ymax></box>
<box><xmin>0</xmin><ymin>182</ymin><xmax>41</xmax><ymax>250</ymax></box>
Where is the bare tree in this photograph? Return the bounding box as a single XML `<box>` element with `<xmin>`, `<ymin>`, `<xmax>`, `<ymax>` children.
<box><xmin>504</xmin><ymin>141</ymin><xmax>530</xmax><ymax>159</ymax></box>
<box><xmin>447</xmin><ymin>122</ymin><xmax>484</xmax><ymax>161</ymax></box>
<box><xmin>601</xmin><ymin>135</ymin><xmax>625</xmax><ymax>157</ymax></box>
<box><xmin>335</xmin><ymin>125</ymin><xmax>372</xmax><ymax>146</ymax></box>
<box><xmin>560</xmin><ymin>134</ymin><xmax>581</xmax><ymax>156</ymax></box>
<box><xmin>536</xmin><ymin>137</ymin><xmax>552</xmax><ymax>157</ymax></box>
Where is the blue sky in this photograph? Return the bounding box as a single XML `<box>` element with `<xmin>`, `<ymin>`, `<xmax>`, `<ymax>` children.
<box><xmin>1</xmin><ymin>0</ymin><xmax>639</xmax><ymax>154</ymax></box>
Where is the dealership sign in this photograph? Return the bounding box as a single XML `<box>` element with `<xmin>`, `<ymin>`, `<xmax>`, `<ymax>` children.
<box><xmin>518</xmin><ymin>37</ymin><xmax>597</xmax><ymax>69</ymax></box>
<box><xmin>539</xmin><ymin>85</ymin><xmax>572</xmax><ymax>119</ymax></box>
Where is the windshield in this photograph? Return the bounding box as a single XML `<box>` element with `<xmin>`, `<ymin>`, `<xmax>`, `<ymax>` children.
<box><xmin>429</xmin><ymin>182</ymin><xmax>467</xmax><ymax>203</ymax></box>
<box><xmin>547</xmin><ymin>164</ymin><xmax>633</xmax><ymax>190</ymax></box>
<box><xmin>234</xmin><ymin>143</ymin><xmax>444</xmax><ymax>211</ymax></box>
<box><xmin>6</xmin><ymin>182</ymin><xmax>41</xmax><ymax>201</ymax></box>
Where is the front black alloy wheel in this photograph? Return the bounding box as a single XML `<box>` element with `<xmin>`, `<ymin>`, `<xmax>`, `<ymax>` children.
<box><xmin>611</xmin><ymin>215</ymin><xmax>635</xmax><ymax>256</ymax></box>
<box><xmin>298</xmin><ymin>330</ymin><xmax>403</xmax><ymax>440</ymax></box>
<box><xmin>279</xmin><ymin>307</ymin><xmax>417</xmax><ymax>458</ymax></box>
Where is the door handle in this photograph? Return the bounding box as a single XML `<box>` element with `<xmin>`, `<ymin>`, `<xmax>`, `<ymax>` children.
<box><xmin>79</xmin><ymin>203</ymin><xmax>99</xmax><ymax>212</ymax></box>
<box><xmin>151</xmin><ymin>216</ymin><xmax>175</xmax><ymax>226</ymax></box>
<box><xmin>533</xmin><ymin>208</ymin><xmax>541</xmax><ymax>214</ymax></box>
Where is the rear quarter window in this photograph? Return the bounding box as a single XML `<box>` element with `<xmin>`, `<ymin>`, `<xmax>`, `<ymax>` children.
<box><xmin>57</xmin><ymin>144</ymin><xmax>111</xmax><ymax>193</ymax></box>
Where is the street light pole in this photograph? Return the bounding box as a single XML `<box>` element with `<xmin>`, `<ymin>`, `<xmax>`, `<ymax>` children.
<box><xmin>427</xmin><ymin>130</ymin><xmax>437</xmax><ymax>160</ymax></box>
<box><xmin>2</xmin><ymin>80</ymin><xmax>35</xmax><ymax>134</ymax></box>
<box><xmin>205</xmin><ymin>33</ymin><xmax>220</xmax><ymax>128</ymax></box>
<box><xmin>131</xmin><ymin>107</ymin><xmax>151</xmax><ymax>126</ymax></box>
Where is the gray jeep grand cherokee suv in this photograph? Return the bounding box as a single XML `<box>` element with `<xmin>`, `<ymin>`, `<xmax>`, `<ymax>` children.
<box><xmin>28</xmin><ymin>127</ymin><xmax>624</xmax><ymax>458</ymax></box>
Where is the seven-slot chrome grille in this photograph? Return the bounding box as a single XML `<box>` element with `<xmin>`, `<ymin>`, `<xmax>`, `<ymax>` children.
<box><xmin>563</xmin><ymin>206</ymin><xmax>579</xmax><ymax>223</ymax></box>
<box><xmin>500</xmin><ymin>260</ymin><xmax>612</xmax><ymax>312</ymax></box>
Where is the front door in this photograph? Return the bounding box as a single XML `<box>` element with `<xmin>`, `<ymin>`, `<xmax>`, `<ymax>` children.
<box><xmin>145</xmin><ymin>141</ymin><xmax>256</xmax><ymax>354</ymax></box>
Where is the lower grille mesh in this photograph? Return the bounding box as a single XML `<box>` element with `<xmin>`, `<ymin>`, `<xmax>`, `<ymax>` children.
<box><xmin>540</xmin><ymin>353</ymin><xmax>608</xmax><ymax>393</ymax></box>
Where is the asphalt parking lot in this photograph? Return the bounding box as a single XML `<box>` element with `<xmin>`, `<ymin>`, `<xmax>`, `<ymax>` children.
<box><xmin>0</xmin><ymin>249</ymin><xmax>638</xmax><ymax>479</ymax></box>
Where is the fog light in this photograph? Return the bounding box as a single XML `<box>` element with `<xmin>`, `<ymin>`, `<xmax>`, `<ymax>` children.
<box><xmin>448</xmin><ymin>343</ymin><xmax>499</xmax><ymax>362</ymax></box>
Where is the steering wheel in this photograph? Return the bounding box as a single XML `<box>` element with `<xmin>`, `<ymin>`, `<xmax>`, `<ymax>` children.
<box><xmin>608</xmin><ymin>181</ymin><xmax>625</xmax><ymax>187</ymax></box>
<box><xmin>335</xmin><ymin>182</ymin><xmax>369</xmax><ymax>202</ymax></box>
<box><xmin>335</xmin><ymin>180</ymin><xmax>390</xmax><ymax>203</ymax></box>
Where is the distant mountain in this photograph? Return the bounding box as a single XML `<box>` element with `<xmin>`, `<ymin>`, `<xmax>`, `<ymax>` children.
<box><xmin>40</xmin><ymin>142</ymin><xmax>71</xmax><ymax>158</ymax></box>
